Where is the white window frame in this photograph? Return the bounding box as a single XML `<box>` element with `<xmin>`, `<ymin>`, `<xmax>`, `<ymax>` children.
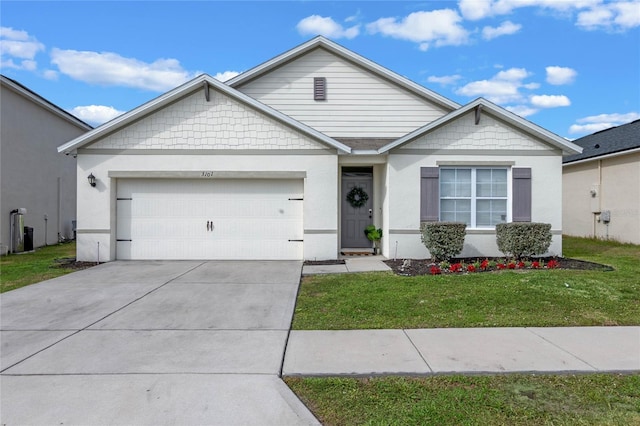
<box><xmin>439</xmin><ymin>167</ymin><xmax>511</xmax><ymax>229</ymax></box>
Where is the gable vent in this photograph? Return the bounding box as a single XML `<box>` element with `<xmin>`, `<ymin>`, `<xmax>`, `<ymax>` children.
<box><xmin>314</xmin><ymin>77</ymin><xmax>326</xmax><ymax>101</ymax></box>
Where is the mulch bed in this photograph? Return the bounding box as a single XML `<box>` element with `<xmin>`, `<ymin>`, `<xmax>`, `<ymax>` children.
<box><xmin>384</xmin><ymin>257</ymin><xmax>613</xmax><ymax>276</ymax></box>
<box><xmin>54</xmin><ymin>257</ymin><xmax>100</xmax><ymax>271</ymax></box>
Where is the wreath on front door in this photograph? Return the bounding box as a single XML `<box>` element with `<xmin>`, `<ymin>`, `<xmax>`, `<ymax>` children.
<box><xmin>346</xmin><ymin>186</ymin><xmax>369</xmax><ymax>208</ymax></box>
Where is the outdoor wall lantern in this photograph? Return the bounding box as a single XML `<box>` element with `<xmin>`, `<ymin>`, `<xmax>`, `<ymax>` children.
<box><xmin>88</xmin><ymin>173</ymin><xmax>97</xmax><ymax>187</ymax></box>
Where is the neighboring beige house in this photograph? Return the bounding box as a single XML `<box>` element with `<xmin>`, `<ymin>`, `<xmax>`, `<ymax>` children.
<box><xmin>58</xmin><ymin>37</ymin><xmax>581</xmax><ymax>262</ymax></box>
<box><xmin>563</xmin><ymin>119</ymin><xmax>640</xmax><ymax>245</ymax></box>
<box><xmin>1</xmin><ymin>75</ymin><xmax>92</xmax><ymax>253</ymax></box>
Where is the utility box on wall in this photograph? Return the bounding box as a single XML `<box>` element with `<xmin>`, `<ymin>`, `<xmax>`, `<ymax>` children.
<box><xmin>590</xmin><ymin>184</ymin><xmax>600</xmax><ymax>213</ymax></box>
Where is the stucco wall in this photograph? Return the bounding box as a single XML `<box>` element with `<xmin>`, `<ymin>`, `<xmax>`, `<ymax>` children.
<box><xmin>563</xmin><ymin>152</ymin><xmax>640</xmax><ymax>244</ymax></box>
<box><xmin>1</xmin><ymin>83</ymin><xmax>88</xmax><ymax>252</ymax></box>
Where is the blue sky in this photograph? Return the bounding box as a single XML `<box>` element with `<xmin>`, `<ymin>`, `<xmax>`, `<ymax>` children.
<box><xmin>1</xmin><ymin>1</ymin><xmax>639</xmax><ymax>139</ymax></box>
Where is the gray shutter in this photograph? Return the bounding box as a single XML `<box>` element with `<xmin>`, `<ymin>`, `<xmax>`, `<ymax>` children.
<box><xmin>421</xmin><ymin>167</ymin><xmax>439</xmax><ymax>222</ymax></box>
<box><xmin>314</xmin><ymin>77</ymin><xmax>326</xmax><ymax>100</ymax></box>
<box><xmin>512</xmin><ymin>168</ymin><xmax>532</xmax><ymax>222</ymax></box>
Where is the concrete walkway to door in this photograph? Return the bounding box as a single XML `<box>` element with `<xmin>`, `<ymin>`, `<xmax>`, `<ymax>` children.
<box><xmin>0</xmin><ymin>260</ymin><xmax>319</xmax><ymax>425</ymax></box>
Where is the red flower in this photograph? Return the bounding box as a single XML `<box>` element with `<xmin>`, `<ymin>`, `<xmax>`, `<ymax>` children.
<box><xmin>507</xmin><ymin>262</ymin><xmax>516</xmax><ymax>269</ymax></box>
<box><xmin>449</xmin><ymin>263</ymin><xmax>463</xmax><ymax>273</ymax></box>
<box><xmin>547</xmin><ymin>260</ymin><xmax>559</xmax><ymax>269</ymax></box>
<box><xmin>517</xmin><ymin>261</ymin><xmax>525</xmax><ymax>269</ymax></box>
<box><xmin>430</xmin><ymin>265</ymin><xmax>441</xmax><ymax>275</ymax></box>
<box><xmin>496</xmin><ymin>263</ymin><xmax>506</xmax><ymax>270</ymax></box>
<box><xmin>467</xmin><ymin>264</ymin><xmax>476</xmax><ymax>272</ymax></box>
<box><xmin>480</xmin><ymin>259</ymin><xmax>489</xmax><ymax>270</ymax></box>
<box><xmin>532</xmin><ymin>261</ymin><xmax>540</xmax><ymax>269</ymax></box>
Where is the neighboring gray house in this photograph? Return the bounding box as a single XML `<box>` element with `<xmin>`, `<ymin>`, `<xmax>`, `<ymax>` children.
<box><xmin>1</xmin><ymin>75</ymin><xmax>92</xmax><ymax>253</ymax></box>
<box><xmin>563</xmin><ymin>119</ymin><xmax>640</xmax><ymax>244</ymax></box>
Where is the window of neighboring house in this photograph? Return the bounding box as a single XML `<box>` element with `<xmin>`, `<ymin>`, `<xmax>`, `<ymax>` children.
<box><xmin>439</xmin><ymin>168</ymin><xmax>508</xmax><ymax>228</ymax></box>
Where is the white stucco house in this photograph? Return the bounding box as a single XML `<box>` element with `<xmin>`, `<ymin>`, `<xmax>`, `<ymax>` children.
<box><xmin>58</xmin><ymin>37</ymin><xmax>582</xmax><ymax>262</ymax></box>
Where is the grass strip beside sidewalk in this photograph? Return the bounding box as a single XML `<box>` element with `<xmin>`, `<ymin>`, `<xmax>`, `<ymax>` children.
<box><xmin>292</xmin><ymin>237</ymin><xmax>640</xmax><ymax>329</ymax></box>
<box><xmin>286</xmin><ymin>374</ymin><xmax>640</xmax><ymax>426</ymax></box>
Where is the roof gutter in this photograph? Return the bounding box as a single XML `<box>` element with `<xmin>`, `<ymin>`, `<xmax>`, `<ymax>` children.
<box><xmin>563</xmin><ymin>146</ymin><xmax>640</xmax><ymax>166</ymax></box>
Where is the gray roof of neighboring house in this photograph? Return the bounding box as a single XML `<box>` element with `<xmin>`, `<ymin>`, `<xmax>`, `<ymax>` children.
<box><xmin>563</xmin><ymin>119</ymin><xmax>640</xmax><ymax>164</ymax></box>
<box><xmin>1</xmin><ymin>74</ymin><xmax>93</xmax><ymax>130</ymax></box>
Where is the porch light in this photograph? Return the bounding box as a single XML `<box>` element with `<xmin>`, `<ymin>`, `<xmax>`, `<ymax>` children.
<box><xmin>88</xmin><ymin>173</ymin><xmax>97</xmax><ymax>187</ymax></box>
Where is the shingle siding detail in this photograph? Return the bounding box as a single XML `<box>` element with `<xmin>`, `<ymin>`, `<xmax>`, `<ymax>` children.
<box><xmin>400</xmin><ymin>112</ymin><xmax>551</xmax><ymax>151</ymax></box>
<box><xmin>89</xmin><ymin>91</ymin><xmax>326</xmax><ymax>150</ymax></box>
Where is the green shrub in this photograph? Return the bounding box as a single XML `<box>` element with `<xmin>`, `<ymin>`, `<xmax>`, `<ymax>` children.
<box><xmin>496</xmin><ymin>222</ymin><xmax>552</xmax><ymax>259</ymax></box>
<box><xmin>364</xmin><ymin>225</ymin><xmax>382</xmax><ymax>242</ymax></box>
<box><xmin>420</xmin><ymin>222</ymin><xmax>466</xmax><ymax>262</ymax></box>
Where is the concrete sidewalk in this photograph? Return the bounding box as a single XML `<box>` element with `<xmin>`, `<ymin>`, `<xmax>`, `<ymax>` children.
<box><xmin>283</xmin><ymin>326</ymin><xmax>640</xmax><ymax>376</ymax></box>
<box><xmin>302</xmin><ymin>256</ymin><xmax>391</xmax><ymax>275</ymax></box>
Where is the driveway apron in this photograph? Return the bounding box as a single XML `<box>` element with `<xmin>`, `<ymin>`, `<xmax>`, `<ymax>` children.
<box><xmin>1</xmin><ymin>260</ymin><xmax>318</xmax><ymax>425</ymax></box>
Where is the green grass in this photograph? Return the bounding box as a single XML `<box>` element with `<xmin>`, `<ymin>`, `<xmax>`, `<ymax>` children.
<box><xmin>0</xmin><ymin>242</ymin><xmax>81</xmax><ymax>293</ymax></box>
<box><xmin>285</xmin><ymin>374</ymin><xmax>640</xmax><ymax>426</ymax></box>
<box><xmin>292</xmin><ymin>236</ymin><xmax>640</xmax><ymax>329</ymax></box>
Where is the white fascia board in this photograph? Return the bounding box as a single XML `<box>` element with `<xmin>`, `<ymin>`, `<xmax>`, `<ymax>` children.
<box><xmin>563</xmin><ymin>146</ymin><xmax>640</xmax><ymax>166</ymax></box>
<box><xmin>379</xmin><ymin>98</ymin><xmax>583</xmax><ymax>155</ymax></box>
<box><xmin>1</xmin><ymin>75</ymin><xmax>92</xmax><ymax>131</ymax></box>
<box><xmin>227</xmin><ymin>36</ymin><xmax>460</xmax><ymax>111</ymax></box>
<box><xmin>58</xmin><ymin>74</ymin><xmax>350</xmax><ymax>154</ymax></box>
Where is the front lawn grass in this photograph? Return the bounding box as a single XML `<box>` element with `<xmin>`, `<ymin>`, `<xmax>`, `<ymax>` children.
<box><xmin>285</xmin><ymin>374</ymin><xmax>640</xmax><ymax>426</ymax></box>
<box><xmin>0</xmin><ymin>242</ymin><xmax>79</xmax><ymax>293</ymax></box>
<box><xmin>292</xmin><ymin>236</ymin><xmax>640</xmax><ymax>329</ymax></box>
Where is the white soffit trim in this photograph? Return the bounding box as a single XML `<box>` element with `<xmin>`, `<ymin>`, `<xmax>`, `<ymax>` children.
<box><xmin>1</xmin><ymin>75</ymin><xmax>92</xmax><ymax>131</ymax></box>
<box><xmin>57</xmin><ymin>74</ymin><xmax>351</xmax><ymax>154</ymax></box>
<box><xmin>227</xmin><ymin>36</ymin><xmax>460</xmax><ymax>111</ymax></box>
<box><xmin>379</xmin><ymin>98</ymin><xmax>583</xmax><ymax>155</ymax></box>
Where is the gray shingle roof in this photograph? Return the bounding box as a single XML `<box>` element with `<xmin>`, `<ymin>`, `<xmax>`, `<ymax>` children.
<box><xmin>563</xmin><ymin>119</ymin><xmax>640</xmax><ymax>163</ymax></box>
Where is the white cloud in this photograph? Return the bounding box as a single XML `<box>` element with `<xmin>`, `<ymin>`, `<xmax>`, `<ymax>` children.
<box><xmin>296</xmin><ymin>15</ymin><xmax>360</xmax><ymax>39</ymax></box>
<box><xmin>70</xmin><ymin>105</ymin><xmax>125</xmax><ymax>126</ymax></box>
<box><xmin>427</xmin><ymin>74</ymin><xmax>462</xmax><ymax>86</ymax></box>
<box><xmin>569</xmin><ymin>112</ymin><xmax>640</xmax><ymax>134</ymax></box>
<box><xmin>456</xmin><ymin>67</ymin><xmax>534</xmax><ymax>103</ymax></box>
<box><xmin>530</xmin><ymin>94</ymin><xmax>571</xmax><ymax>108</ymax></box>
<box><xmin>366</xmin><ymin>9</ymin><xmax>469</xmax><ymax>50</ymax></box>
<box><xmin>577</xmin><ymin>1</ymin><xmax>640</xmax><ymax>30</ymax></box>
<box><xmin>458</xmin><ymin>0</ymin><xmax>638</xmax><ymax>31</ymax></box>
<box><xmin>459</xmin><ymin>0</ymin><xmax>494</xmax><ymax>20</ymax></box>
<box><xmin>213</xmin><ymin>71</ymin><xmax>240</xmax><ymax>82</ymax></box>
<box><xmin>482</xmin><ymin>20</ymin><xmax>522</xmax><ymax>39</ymax></box>
<box><xmin>50</xmin><ymin>48</ymin><xmax>198</xmax><ymax>92</ymax></box>
<box><xmin>0</xmin><ymin>26</ymin><xmax>45</xmax><ymax>71</ymax></box>
<box><xmin>546</xmin><ymin>66</ymin><xmax>577</xmax><ymax>85</ymax></box>
<box><xmin>43</xmin><ymin>69</ymin><xmax>58</xmax><ymax>80</ymax></box>
<box><xmin>506</xmin><ymin>105</ymin><xmax>539</xmax><ymax>117</ymax></box>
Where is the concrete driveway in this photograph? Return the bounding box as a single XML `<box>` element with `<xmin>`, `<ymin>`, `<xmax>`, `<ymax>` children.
<box><xmin>1</xmin><ymin>260</ymin><xmax>319</xmax><ymax>425</ymax></box>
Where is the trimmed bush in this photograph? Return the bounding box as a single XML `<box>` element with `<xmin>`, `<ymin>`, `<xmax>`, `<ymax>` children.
<box><xmin>420</xmin><ymin>222</ymin><xmax>466</xmax><ymax>262</ymax></box>
<box><xmin>496</xmin><ymin>222</ymin><xmax>552</xmax><ymax>259</ymax></box>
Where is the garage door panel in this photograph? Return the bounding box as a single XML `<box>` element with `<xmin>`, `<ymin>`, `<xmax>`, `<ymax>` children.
<box><xmin>116</xmin><ymin>179</ymin><xmax>303</xmax><ymax>260</ymax></box>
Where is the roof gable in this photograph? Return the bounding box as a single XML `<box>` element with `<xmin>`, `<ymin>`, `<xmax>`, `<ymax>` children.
<box><xmin>379</xmin><ymin>98</ymin><xmax>582</xmax><ymax>155</ymax></box>
<box><xmin>563</xmin><ymin>119</ymin><xmax>640</xmax><ymax>164</ymax></box>
<box><xmin>227</xmin><ymin>36</ymin><xmax>460</xmax><ymax>112</ymax></box>
<box><xmin>1</xmin><ymin>75</ymin><xmax>92</xmax><ymax>131</ymax></box>
<box><xmin>58</xmin><ymin>74</ymin><xmax>350</xmax><ymax>154</ymax></box>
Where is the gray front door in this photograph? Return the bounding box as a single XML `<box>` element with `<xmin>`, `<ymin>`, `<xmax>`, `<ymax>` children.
<box><xmin>341</xmin><ymin>170</ymin><xmax>373</xmax><ymax>248</ymax></box>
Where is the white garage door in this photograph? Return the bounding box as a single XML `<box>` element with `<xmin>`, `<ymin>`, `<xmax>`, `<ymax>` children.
<box><xmin>116</xmin><ymin>178</ymin><xmax>303</xmax><ymax>260</ymax></box>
